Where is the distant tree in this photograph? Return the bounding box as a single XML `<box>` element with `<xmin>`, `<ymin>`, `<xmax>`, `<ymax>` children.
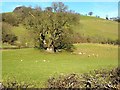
<box><xmin>88</xmin><ymin>12</ymin><xmax>93</xmax><ymax>16</ymax></box>
<box><xmin>2</xmin><ymin>13</ymin><xmax>19</xmax><ymax>26</ymax></box>
<box><xmin>106</xmin><ymin>17</ymin><xmax>109</xmax><ymax>20</ymax></box>
<box><xmin>68</xmin><ymin>10</ymin><xmax>75</xmax><ymax>14</ymax></box>
<box><xmin>2</xmin><ymin>22</ymin><xmax>17</xmax><ymax>44</ymax></box>
<box><xmin>52</xmin><ymin>2</ymin><xmax>58</xmax><ymax>12</ymax></box>
<box><xmin>115</xmin><ymin>39</ymin><xmax>120</xmax><ymax>45</ymax></box>
<box><xmin>52</xmin><ymin>2</ymin><xmax>68</xmax><ymax>12</ymax></box>
<box><xmin>35</xmin><ymin>5</ymin><xmax>42</xmax><ymax>11</ymax></box>
<box><xmin>113</xmin><ymin>17</ymin><xmax>120</xmax><ymax>22</ymax></box>
<box><xmin>45</xmin><ymin>7</ymin><xmax>53</xmax><ymax>12</ymax></box>
<box><xmin>96</xmin><ymin>15</ymin><xmax>100</xmax><ymax>18</ymax></box>
<box><xmin>106</xmin><ymin>15</ymin><xmax>109</xmax><ymax>20</ymax></box>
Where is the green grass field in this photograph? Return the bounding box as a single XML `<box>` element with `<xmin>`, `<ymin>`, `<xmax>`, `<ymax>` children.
<box><xmin>2</xmin><ymin>43</ymin><xmax>118</xmax><ymax>87</ymax></box>
<box><xmin>74</xmin><ymin>16</ymin><xmax>118</xmax><ymax>40</ymax></box>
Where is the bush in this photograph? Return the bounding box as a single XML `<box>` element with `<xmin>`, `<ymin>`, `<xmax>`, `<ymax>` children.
<box><xmin>1</xmin><ymin>77</ymin><xmax>36</xmax><ymax>89</ymax></box>
<box><xmin>2</xmin><ymin>22</ymin><xmax>18</xmax><ymax>45</ymax></box>
<box><xmin>1</xmin><ymin>68</ymin><xmax>120</xmax><ymax>89</ymax></box>
<box><xmin>47</xmin><ymin>74</ymin><xmax>82</xmax><ymax>88</ymax></box>
<box><xmin>47</xmin><ymin>67</ymin><xmax>120</xmax><ymax>89</ymax></box>
<box><xmin>2</xmin><ymin>34</ymin><xmax>17</xmax><ymax>45</ymax></box>
<box><xmin>2</xmin><ymin>13</ymin><xmax>19</xmax><ymax>26</ymax></box>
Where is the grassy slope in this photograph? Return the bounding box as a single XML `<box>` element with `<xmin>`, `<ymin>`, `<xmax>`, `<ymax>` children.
<box><xmin>11</xmin><ymin>15</ymin><xmax>118</xmax><ymax>42</ymax></box>
<box><xmin>2</xmin><ymin>44</ymin><xmax>118</xmax><ymax>87</ymax></box>
<box><xmin>12</xmin><ymin>25</ymin><xmax>34</xmax><ymax>46</ymax></box>
<box><xmin>74</xmin><ymin>16</ymin><xmax>118</xmax><ymax>40</ymax></box>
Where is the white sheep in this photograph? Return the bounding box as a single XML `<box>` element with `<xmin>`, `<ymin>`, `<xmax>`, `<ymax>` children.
<box><xmin>43</xmin><ymin>60</ymin><xmax>46</xmax><ymax>62</ymax></box>
<box><xmin>79</xmin><ymin>52</ymin><xmax>82</xmax><ymax>55</ymax></box>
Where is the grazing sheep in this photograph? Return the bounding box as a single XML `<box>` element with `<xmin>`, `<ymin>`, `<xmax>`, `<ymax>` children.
<box><xmin>92</xmin><ymin>54</ymin><xmax>95</xmax><ymax>56</ymax></box>
<box><xmin>25</xmin><ymin>42</ymin><xmax>28</xmax><ymax>46</ymax></box>
<box><xmin>43</xmin><ymin>60</ymin><xmax>46</xmax><ymax>62</ymax></box>
<box><xmin>79</xmin><ymin>52</ymin><xmax>82</xmax><ymax>55</ymax></box>
<box><xmin>21</xmin><ymin>60</ymin><xmax>23</xmax><ymax>62</ymax></box>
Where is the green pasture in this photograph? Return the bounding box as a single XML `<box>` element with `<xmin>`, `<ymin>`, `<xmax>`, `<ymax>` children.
<box><xmin>74</xmin><ymin>15</ymin><xmax>118</xmax><ymax>40</ymax></box>
<box><xmin>2</xmin><ymin>44</ymin><xmax>118</xmax><ymax>87</ymax></box>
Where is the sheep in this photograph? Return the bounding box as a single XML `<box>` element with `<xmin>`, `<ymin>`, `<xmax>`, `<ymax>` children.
<box><xmin>79</xmin><ymin>52</ymin><xmax>82</xmax><ymax>55</ymax></box>
<box><xmin>43</xmin><ymin>60</ymin><xmax>46</xmax><ymax>62</ymax></box>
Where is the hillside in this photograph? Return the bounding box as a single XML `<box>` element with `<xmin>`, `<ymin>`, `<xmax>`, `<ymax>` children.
<box><xmin>11</xmin><ymin>15</ymin><xmax>118</xmax><ymax>43</ymax></box>
<box><xmin>74</xmin><ymin>15</ymin><xmax>118</xmax><ymax>41</ymax></box>
<box><xmin>2</xmin><ymin>8</ymin><xmax>119</xmax><ymax>48</ymax></box>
